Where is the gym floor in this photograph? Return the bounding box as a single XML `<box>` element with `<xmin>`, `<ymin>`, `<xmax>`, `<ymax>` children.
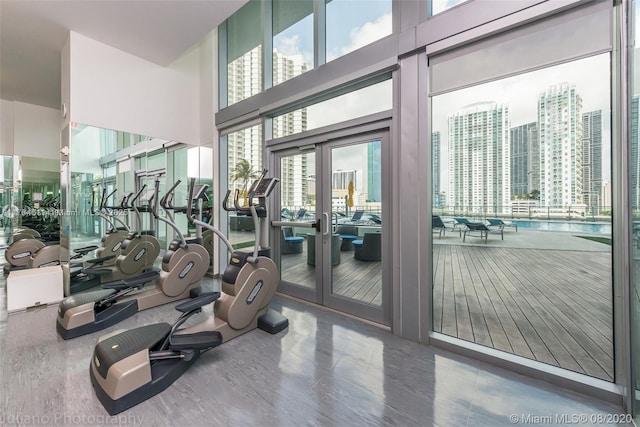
<box><xmin>0</xmin><ymin>275</ymin><xmax>628</xmax><ymax>426</ymax></box>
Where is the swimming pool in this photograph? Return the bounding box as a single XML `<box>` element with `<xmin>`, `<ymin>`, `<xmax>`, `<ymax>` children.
<box><xmin>513</xmin><ymin>220</ymin><xmax>611</xmax><ymax>235</ymax></box>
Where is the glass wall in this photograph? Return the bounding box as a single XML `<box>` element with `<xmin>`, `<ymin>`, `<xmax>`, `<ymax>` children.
<box><xmin>227</xmin><ymin>0</ymin><xmax>263</xmax><ymax>106</ymax></box>
<box><xmin>326</xmin><ymin>0</ymin><xmax>392</xmax><ymax>62</ymax></box>
<box><xmin>431</xmin><ymin>54</ymin><xmax>613</xmax><ymax>380</ymax></box>
<box><xmin>222</xmin><ymin>0</ymin><xmax>393</xmax><ymax>105</ymax></box>
<box><xmin>273</xmin><ymin>0</ymin><xmax>313</xmax><ymax>86</ymax></box>
<box><xmin>272</xmin><ymin>79</ymin><xmax>393</xmax><ymax>139</ymax></box>
<box><xmin>219</xmin><ymin>0</ymin><xmax>630</xmax><ymax>408</ymax></box>
<box><xmin>227</xmin><ymin>124</ymin><xmax>263</xmax><ymax>248</ymax></box>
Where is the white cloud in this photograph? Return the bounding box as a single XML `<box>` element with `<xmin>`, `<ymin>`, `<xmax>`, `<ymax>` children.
<box><xmin>274</xmin><ymin>34</ymin><xmax>313</xmax><ymax>69</ymax></box>
<box><xmin>327</xmin><ymin>12</ymin><xmax>392</xmax><ymax>62</ymax></box>
<box><xmin>432</xmin><ymin>0</ymin><xmax>468</xmax><ymax>15</ymax></box>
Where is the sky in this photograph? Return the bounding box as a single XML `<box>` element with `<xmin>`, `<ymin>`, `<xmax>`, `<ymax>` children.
<box><xmin>273</xmin><ymin>0</ymin><xmax>392</xmax><ymax>68</ymax></box>
<box><xmin>272</xmin><ymin>0</ymin><xmax>393</xmax><ymax>189</ymax></box>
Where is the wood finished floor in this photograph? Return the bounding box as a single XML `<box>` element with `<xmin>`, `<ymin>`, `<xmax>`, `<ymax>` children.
<box><xmin>282</xmin><ymin>242</ymin><xmax>613</xmax><ymax>381</ymax></box>
<box><xmin>432</xmin><ymin>244</ymin><xmax>613</xmax><ymax>381</ymax></box>
<box><xmin>280</xmin><ymin>250</ymin><xmax>383</xmax><ymax>305</ymax></box>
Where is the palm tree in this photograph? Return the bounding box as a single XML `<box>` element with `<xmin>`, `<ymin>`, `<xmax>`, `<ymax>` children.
<box><xmin>231</xmin><ymin>159</ymin><xmax>260</xmax><ymax>205</ymax></box>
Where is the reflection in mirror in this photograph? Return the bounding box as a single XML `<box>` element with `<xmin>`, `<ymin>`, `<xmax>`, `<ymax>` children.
<box><xmin>0</xmin><ymin>156</ymin><xmax>19</xmax><ymax>249</ymax></box>
<box><xmin>19</xmin><ymin>156</ymin><xmax>60</xmax><ymax>238</ymax></box>
<box><xmin>66</xmin><ymin>123</ymin><xmax>212</xmax><ymax>294</ymax></box>
<box><xmin>0</xmin><ymin>155</ymin><xmax>61</xmax><ymax>276</ymax></box>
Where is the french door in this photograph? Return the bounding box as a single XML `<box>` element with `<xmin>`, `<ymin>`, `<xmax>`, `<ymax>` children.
<box><xmin>273</xmin><ymin>131</ymin><xmax>390</xmax><ymax>325</ymax></box>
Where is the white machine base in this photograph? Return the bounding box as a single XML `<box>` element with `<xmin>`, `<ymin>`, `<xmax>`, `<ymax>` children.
<box><xmin>7</xmin><ymin>265</ymin><xmax>63</xmax><ymax>313</ymax></box>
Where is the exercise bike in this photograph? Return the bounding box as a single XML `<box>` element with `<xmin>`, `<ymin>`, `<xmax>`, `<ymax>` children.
<box><xmin>57</xmin><ymin>178</ymin><xmax>210</xmax><ymax>340</ymax></box>
<box><xmin>89</xmin><ymin>171</ymin><xmax>288</xmax><ymax>415</ymax></box>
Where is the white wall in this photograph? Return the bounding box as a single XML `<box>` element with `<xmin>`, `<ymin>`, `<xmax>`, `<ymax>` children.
<box><xmin>70</xmin><ymin>125</ymin><xmax>101</xmax><ymax>175</ymax></box>
<box><xmin>0</xmin><ymin>99</ymin><xmax>14</xmax><ymax>154</ymax></box>
<box><xmin>68</xmin><ymin>31</ymin><xmax>200</xmax><ymax>145</ymax></box>
<box><xmin>61</xmin><ymin>34</ymin><xmax>70</xmax><ymax>131</ymax></box>
<box><xmin>199</xmin><ymin>29</ymin><xmax>217</xmax><ymax>148</ymax></box>
<box><xmin>0</xmin><ymin>100</ymin><xmax>60</xmax><ymax>159</ymax></box>
<box><xmin>13</xmin><ymin>102</ymin><xmax>60</xmax><ymax>160</ymax></box>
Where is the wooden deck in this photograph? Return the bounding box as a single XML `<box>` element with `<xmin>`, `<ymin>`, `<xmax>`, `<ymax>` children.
<box><xmin>280</xmin><ymin>249</ymin><xmax>383</xmax><ymax>305</ymax></box>
<box><xmin>433</xmin><ymin>244</ymin><xmax>613</xmax><ymax>381</ymax></box>
<box><xmin>281</xmin><ymin>242</ymin><xmax>613</xmax><ymax>381</ymax></box>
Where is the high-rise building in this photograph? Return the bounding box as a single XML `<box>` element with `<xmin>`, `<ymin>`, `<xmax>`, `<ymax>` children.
<box><xmin>432</xmin><ymin>131</ymin><xmax>441</xmax><ymax>209</ymax></box>
<box><xmin>447</xmin><ymin>102</ymin><xmax>511</xmax><ymax>214</ymax></box>
<box><xmin>582</xmin><ymin>110</ymin><xmax>603</xmax><ymax>214</ymax></box>
<box><xmin>227</xmin><ymin>125</ymin><xmax>263</xmax><ymax>193</ymax></box>
<box><xmin>227</xmin><ymin>46</ymin><xmax>262</xmax><ymax>106</ymax></box>
<box><xmin>272</xmin><ymin>50</ymin><xmax>310</xmax><ymax>208</ymax></box>
<box><xmin>333</xmin><ymin>170</ymin><xmax>357</xmax><ymax>190</ymax></box>
<box><xmin>227</xmin><ymin>46</ymin><xmax>264</xmax><ymax>194</ymax></box>
<box><xmin>537</xmin><ymin>83</ymin><xmax>583</xmax><ymax>208</ymax></box>
<box><xmin>367</xmin><ymin>140</ymin><xmax>381</xmax><ymax>202</ymax></box>
<box><xmin>510</xmin><ymin>122</ymin><xmax>539</xmax><ymax>198</ymax></box>
<box><xmin>272</xmin><ymin>50</ymin><xmax>309</xmax><ymax>138</ymax></box>
<box><xmin>280</xmin><ymin>154</ymin><xmax>309</xmax><ymax>209</ymax></box>
<box><xmin>273</xmin><ymin>48</ymin><xmax>308</xmax><ymax>86</ymax></box>
<box><xmin>229</xmin><ymin>48</ymin><xmax>310</xmax><ymax>207</ymax></box>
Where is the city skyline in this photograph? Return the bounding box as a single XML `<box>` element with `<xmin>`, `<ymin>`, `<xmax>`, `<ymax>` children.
<box><xmin>433</xmin><ymin>53</ymin><xmax>611</xmax><ymax>202</ymax></box>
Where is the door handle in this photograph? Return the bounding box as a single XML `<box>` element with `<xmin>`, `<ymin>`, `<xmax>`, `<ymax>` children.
<box><xmin>322</xmin><ymin>213</ymin><xmax>329</xmax><ymax>236</ymax></box>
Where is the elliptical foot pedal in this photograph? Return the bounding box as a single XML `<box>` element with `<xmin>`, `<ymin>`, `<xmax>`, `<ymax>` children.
<box><xmin>189</xmin><ymin>286</ymin><xmax>203</xmax><ymax>298</ymax></box>
<box><xmin>170</xmin><ymin>331</ymin><xmax>223</xmax><ymax>350</ymax></box>
<box><xmin>258</xmin><ymin>308</ymin><xmax>289</xmax><ymax>334</ymax></box>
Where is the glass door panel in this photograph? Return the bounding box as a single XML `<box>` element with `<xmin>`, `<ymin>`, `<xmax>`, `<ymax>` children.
<box><xmin>327</xmin><ymin>141</ymin><xmax>382</xmax><ymax>308</ymax></box>
<box><xmin>279</xmin><ymin>151</ymin><xmax>316</xmax><ymax>291</ymax></box>
<box><xmin>275</xmin><ymin>132</ymin><xmax>388</xmax><ymax>325</ymax></box>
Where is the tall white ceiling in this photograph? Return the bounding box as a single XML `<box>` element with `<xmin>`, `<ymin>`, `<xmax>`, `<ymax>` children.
<box><xmin>0</xmin><ymin>0</ymin><xmax>248</xmax><ymax>110</ymax></box>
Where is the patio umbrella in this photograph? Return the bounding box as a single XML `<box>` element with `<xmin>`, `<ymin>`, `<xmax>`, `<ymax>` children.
<box><xmin>347</xmin><ymin>181</ymin><xmax>354</xmax><ymax>209</ymax></box>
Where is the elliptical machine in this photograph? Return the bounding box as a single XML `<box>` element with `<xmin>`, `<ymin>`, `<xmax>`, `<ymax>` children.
<box><xmin>90</xmin><ymin>186</ymin><xmax>132</xmax><ymax>266</ymax></box>
<box><xmin>4</xmin><ymin>213</ymin><xmax>96</xmax><ymax>274</ymax></box>
<box><xmin>89</xmin><ymin>171</ymin><xmax>288</xmax><ymax>415</ymax></box>
<box><xmin>57</xmin><ymin>179</ymin><xmax>210</xmax><ymax>339</ymax></box>
<box><xmin>67</xmin><ymin>184</ymin><xmax>160</xmax><ymax>294</ymax></box>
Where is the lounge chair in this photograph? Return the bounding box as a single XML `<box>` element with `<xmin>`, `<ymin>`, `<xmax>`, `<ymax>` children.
<box><xmin>350</xmin><ymin>210</ymin><xmax>365</xmax><ymax>222</ymax></box>
<box><xmin>294</xmin><ymin>208</ymin><xmax>308</xmax><ymax>220</ymax></box>
<box><xmin>369</xmin><ymin>213</ymin><xmax>382</xmax><ymax>225</ymax></box>
<box><xmin>432</xmin><ymin>215</ymin><xmax>459</xmax><ymax>238</ymax></box>
<box><xmin>463</xmin><ymin>222</ymin><xmax>503</xmax><ymax>243</ymax></box>
<box><xmin>486</xmin><ymin>218</ymin><xmax>517</xmax><ymax>232</ymax></box>
<box><xmin>452</xmin><ymin>217</ymin><xmax>471</xmax><ymax>233</ymax></box>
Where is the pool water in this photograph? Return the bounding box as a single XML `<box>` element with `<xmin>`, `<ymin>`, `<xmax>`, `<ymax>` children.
<box><xmin>513</xmin><ymin>220</ymin><xmax>611</xmax><ymax>235</ymax></box>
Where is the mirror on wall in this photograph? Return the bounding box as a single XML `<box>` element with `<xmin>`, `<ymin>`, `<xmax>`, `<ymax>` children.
<box><xmin>18</xmin><ymin>156</ymin><xmax>60</xmax><ymax>236</ymax></box>
<box><xmin>0</xmin><ymin>154</ymin><xmax>61</xmax><ymax>276</ymax></box>
<box><xmin>0</xmin><ymin>156</ymin><xmax>19</xmax><ymax>250</ymax></box>
<box><xmin>0</xmin><ymin>155</ymin><xmax>60</xmax><ymax>248</ymax></box>
<box><xmin>63</xmin><ymin>123</ymin><xmax>213</xmax><ymax>295</ymax></box>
